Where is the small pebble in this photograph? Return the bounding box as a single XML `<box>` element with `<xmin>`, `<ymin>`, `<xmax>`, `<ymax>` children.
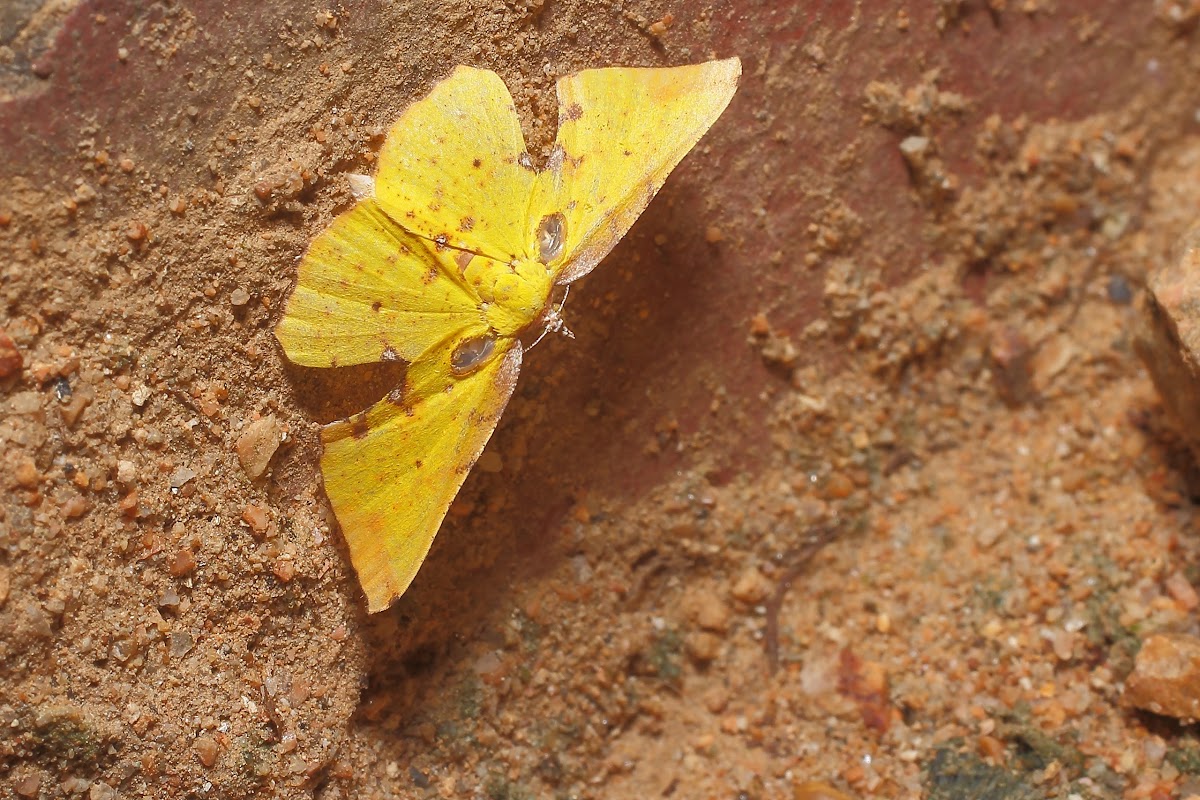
<box><xmin>647</xmin><ymin>13</ymin><xmax>673</xmax><ymax>37</ymax></box>
<box><xmin>63</xmin><ymin>778</ymin><xmax>93</xmax><ymax>794</ymax></box>
<box><xmin>169</xmin><ymin>466</ymin><xmax>197</xmax><ymax>490</ymax></box>
<box><xmin>1052</xmin><ymin>629</ymin><xmax>1075</xmax><ymax>661</ymax></box>
<box><xmin>14</xmin><ymin>772</ymin><xmax>41</xmax><ymax>797</ymax></box>
<box><xmin>0</xmin><ymin>328</ymin><xmax>22</xmax><ymax>379</ymax></box>
<box><xmin>1124</xmin><ymin>633</ymin><xmax>1200</xmax><ymax>720</ymax></box>
<box><xmin>236</xmin><ymin>415</ymin><xmax>284</xmax><ymax>479</ymax></box>
<box><xmin>23</xmin><ymin>602</ymin><xmax>52</xmax><ymax>638</ymax></box>
<box><xmin>473</xmin><ymin>651</ymin><xmax>503</xmax><ymax>677</ymax></box>
<box><xmin>89</xmin><ymin>781</ymin><xmax>117</xmax><ymax>800</ymax></box>
<box><xmin>169</xmin><ymin>631</ymin><xmax>194</xmax><ymax>658</ymax></box>
<box><xmin>730</xmin><ymin>567</ymin><xmax>772</xmax><ymax>605</ymax></box>
<box><xmin>11</xmin><ymin>391</ymin><xmax>41</xmax><ymax>414</ymax></box>
<box><xmin>289</xmin><ymin>679</ymin><xmax>310</xmax><ymax>706</ymax></box>
<box><xmin>62</xmin><ymin>388</ymin><xmax>93</xmax><ymax>427</ymax></box>
<box><xmin>1029</xmin><ymin>333</ymin><xmax>1075</xmax><ymax>393</ymax></box>
<box><xmin>822</xmin><ymin>472</ymin><xmax>855</xmax><ymax>500</ymax></box>
<box><xmin>691</xmin><ymin>593</ymin><xmax>732</xmax><ymax>633</ymax></box>
<box><xmin>977</xmin><ymin>734</ymin><xmax>1006</xmax><ymax>762</ymax></box>
<box><xmin>131</xmin><ymin>384</ymin><xmax>152</xmax><ymax>407</ymax></box>
<box><xmin>230</xmin><ymin>287</ymin><xmax>251</xmax><ymax>307</ymax></box>
<box><xmin>899</xmin><ymin>135</ymin><xmax>930</xmax><ymax>166</ymax></box>
<box><xmin>116</xmin><ymin>459</ymin><xmax>137</xmax><ymax>486</ymax></box>
<box><xmin>62</xmin><ymin>495</ymin><xmax>90</xmax><ymax>519</ymax></box>
<box><xmin>126</xmin><ymin>221</ymin><xmax>149</xmax><ymax>242</ymax></box>
<box><xmin>241</xmin><ymin>504</ymin><xmax>270</xmax><ymax>536</ymax></box>
<box><xmin>169</xmin><ymin>549</ymin><xmax>196</xmax><ymax>577</ymax></box>
<box><xmin>273</xmin><ymin>560</ymin><xmax>296</xmax><ymax>583</ymax></box>
<box><xmin>194</xmin><ymin>735</ymin><xmax>219</xmax><ymax>767</ymax></box>
<box><xmin>703</xmin><ymin>686</ymin><xmax>729</xmax><ymax>714</ymax></box>
<box><xmin>685</xmin><ymin>631</ymin><xmax>722</xmax><ymax>664</ymax></box>
<box><xmin>158</xmin><ymin>586</ymin><xmax>180</xmax><ymax>609</ymax></box>
<box><xmin>118</xmin><ymin>490</ymin><xmax>140</xmax><ymax>517</ymax></box>
<box><xmin>1144</xmin><ymin>735</ymin><xmax>1167</xmax><ymax>766</ymax></box>
<box><xmin>1165</xmin><ymin>571</ymin><xmax>1200</xmax><ymax>610</ymax></box>
<box><xmin>14</xmin><ymin>457</ymin><xmax>40</xmax><ymax>489</ymax></box>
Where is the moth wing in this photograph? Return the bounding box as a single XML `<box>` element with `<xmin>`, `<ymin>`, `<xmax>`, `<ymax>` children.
<box><xmin>531</xmin><ymin>58</ymin><xmax>741</xmax><ymax>284</ymax></box>
<box><xmin>374</xmin><ymin>66</ymin><xmax>536</xmax><ymax>263</ymax></box>
<box><xmin>320</xmin><ymin>333</ymin><xmax>523</xmax><ymax>612</ymax></box>
<box><xmin>275</xmin><ymin>199</ymin><xmax>481</xmax><ymax>368</ymax></box>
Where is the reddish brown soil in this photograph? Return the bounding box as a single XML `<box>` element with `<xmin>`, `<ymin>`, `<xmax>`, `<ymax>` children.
<box><xmin>5</xmin><ymin>2</ymin><xmax>1200</xmax><ymax>799</ymax></box>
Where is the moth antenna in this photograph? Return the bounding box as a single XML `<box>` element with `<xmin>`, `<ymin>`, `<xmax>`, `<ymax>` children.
<box><xmin>556</xmin><ymin>285</ymin><xmax>575</xmax><ymax>338</ymax></box>
<box><xmin>528</xmin><ymin>286</ymin><xmax>575</xmax><ymax>351</ymax></box>
<box><xmin>527</xmin><ymin>326</ymin><xmax>551</xmax><ymax>352</ymax></box>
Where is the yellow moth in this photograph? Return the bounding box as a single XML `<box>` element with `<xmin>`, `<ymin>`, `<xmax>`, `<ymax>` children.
<box><xmin>276</xmin><ymin>58</ymin><xmax>741</xmax><ymax>612</ymax></box>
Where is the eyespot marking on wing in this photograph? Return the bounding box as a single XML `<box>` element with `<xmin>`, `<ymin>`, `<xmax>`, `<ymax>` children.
<box><xmin>450</xmin><ymin>334</ymin><xmax>497</xmax><ymax>376</ymax></box>
<box><xmin>537</xmin><ymin>213</ymin><xmax>566</xmax><ymax>263</ymax></box>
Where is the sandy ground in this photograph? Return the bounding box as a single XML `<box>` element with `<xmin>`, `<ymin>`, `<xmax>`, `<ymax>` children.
<box><xmin>6</xmin><ymin>1</ymin><xmax>1200</xmax><ymax>798</ymax></box>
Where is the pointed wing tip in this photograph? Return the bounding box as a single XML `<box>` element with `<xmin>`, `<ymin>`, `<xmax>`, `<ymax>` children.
<box><xmin>708</xmin><ymin>57</ymin><xmax>742</xmax><ymax>95</ymax></box>
<box><xmin>364</xmin><ymin>591</ymin><xmax>398</xmax><ymax>615</ymax></box>
<box><xmin>323</xmin><ymin>457</ymin><xmax>424</xmax><ymax>613</ymax></box>
<box><xmin>716</xmin><ymin>56</ymin><xmax>742</xmax><ymax>76</ymax></box>
<box><xmin>355</xmin><ymin>548</ymin><xmax>418</xmax><ymax>613</ymax></box>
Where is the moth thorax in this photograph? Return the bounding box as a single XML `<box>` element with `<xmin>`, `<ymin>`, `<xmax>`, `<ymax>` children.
<box><xmin>484</xmin><ymin>258</ymin><xmax>553</xmax><ymax>335</ymax></box>
<box><xmin>451</xmin><ymin>335</ymin><xmax>496</xmax><ymax>375</ymax></box>
<box><xmin>537</xmin><ymin>212</ymin><xmax>566</xmax><ymax>263</ymax></box>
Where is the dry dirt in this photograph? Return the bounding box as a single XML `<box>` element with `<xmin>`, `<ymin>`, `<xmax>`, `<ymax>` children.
<box><xmin>6</xmin><ymin>1</ymin><xmax>1200</xmax><ymax>799</ymax></box>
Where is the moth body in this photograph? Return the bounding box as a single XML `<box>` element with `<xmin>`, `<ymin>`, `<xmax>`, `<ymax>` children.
<box><xmin>276</xmin><ymin>58</ymin><xmax>741</xmax><ymax>611</ymax></box>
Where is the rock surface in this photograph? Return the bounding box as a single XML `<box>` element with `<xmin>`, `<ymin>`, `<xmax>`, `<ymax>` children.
<box><xmin>1123</xmin><ymin>633</ymin><xmax>1200</xmax><ymax>720</ymax></box>
<box><xmin>1136</xmin><ymin>232</ymin><xmax>1200</xmax><ymax>456</ymax></box>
